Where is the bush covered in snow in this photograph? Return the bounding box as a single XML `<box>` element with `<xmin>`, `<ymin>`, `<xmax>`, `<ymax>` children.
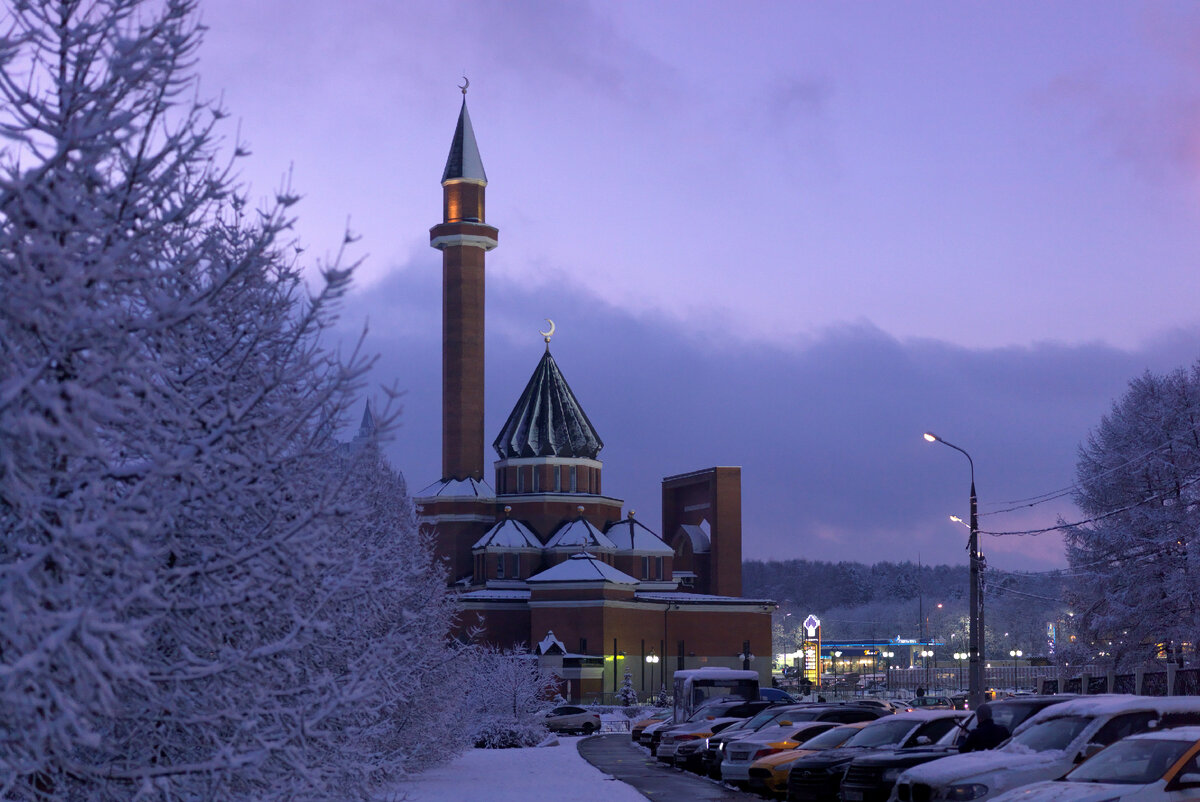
<box><xmin>471</xmin><ymin>719</ymin><xmax>550</xmax><ymax>750</ymax></box>
<box><xmin>467</xmin><ymin>647</ymin><xmax>559</xmax><ymax>749</ymax></box>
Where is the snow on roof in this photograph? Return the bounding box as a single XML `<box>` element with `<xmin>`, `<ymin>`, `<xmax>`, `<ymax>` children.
<box><xmin>527</xmin><ymin>552</ymin><xmax>638</xmax><ymax>585</ymax></box>
<box><xmin>1129</xmin><ymin>725</ymin><xmax>1200</xmax><ymax>741</ymax></box>
<box><xmin>636</xmin><ymin>591</ymin><xmax>776</xmax><ymax>605</ymax></box>
<box><xmin>605</xmin><ymin>516</ymin><xmax>673</xmax><ymax>554</ymax></box>
<box><xmin>677</xmin><ymin>523</ymin><xmax>711</xmax><ymax>553</ymax></box>
<box><xmin>417</xmin><ymin>477</ymin><xmax>496</xmax><ymax>499</ymax></box>
<box><xmin>459</xmin><ymin>589</ymin><xmax>530</xmax><ymax>601</ymax></box>
<box><xmin>536</xmin><ymin>630</ymin><xmax>567</xmax><ymax>655</ymax></box>
<box><xmin>545</xmin><ymin>517</ymin><xmax>616</xmax><ymax>550</ymax></box>
<box><xmin>472</xmin><ymin>518</ymin><xmax>542</xmax><ymax>550</ymax></box>
<box><xmin>1019</xmin><ymin>694</ymin><xmax>1200</xmax><ymax>728</ymax></box>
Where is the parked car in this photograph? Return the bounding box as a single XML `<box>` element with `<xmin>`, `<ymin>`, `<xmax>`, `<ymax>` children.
<box><xmin>892</xmin><ymin>695</ymin><xmax>1200</xmax><ymax>802</ymax></box>
<box><xmin>784</xmin><ymin>710</ymin><xmax>967</xmax><ymax>801</ymax></box>
<box><xmin>747</xmin><ymin>721</ymin><xmax>875</xmax><ymax>798</ymax></box>
<box><xmin>988</xmin><ymin>725</ymin><xmax>1200</xmax><ymax>802</ymax></box>
<box><xmin>703</xmin><ymin>703</ymin><xmax>889</xmax><ymax>779</ymax></box>
<box><xmin>840</xmin><ymin>695</ymin><xmax>1076</xmax><ymax>802</ymax></box>
<box><xmin>904</xmin><ymin>696</ymin><xmax>956</xmax><ymax>711</ymax></box>
<box><xmin>543</xmin><ymin>705</ymin><xmax>600</xmax><ymax>734</ymax></box>
<box><xmin>719</xmin><ymin>720</ymin><xmax>838</xmax><ymax>786</ymax></box>
<box><xmin>629</xmin><ymin>707</ymin><xmax>671</xmax><ymax>742</ymax></box>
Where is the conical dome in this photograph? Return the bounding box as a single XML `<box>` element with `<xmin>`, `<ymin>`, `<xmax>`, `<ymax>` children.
<box><xmin>493</xmin><ymin>349</ymin><xmax>603</xmax><ymax>459</ymax></box>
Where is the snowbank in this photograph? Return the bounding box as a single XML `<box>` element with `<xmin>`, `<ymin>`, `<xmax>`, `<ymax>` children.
<box><xmin>385</xmin><ymin>737</ymin><xmax>645</xmax><ymax>801</ymax></box>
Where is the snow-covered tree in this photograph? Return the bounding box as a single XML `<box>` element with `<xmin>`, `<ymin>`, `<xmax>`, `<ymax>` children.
<box><xmin>616</xmin><ymin>667</ymin><xmax>638</xmax><ymax>706</ymax></box>
<box><xmin>468</xmin><ymin>647</ymin><xmax>557</xmax><ymax>748</ymax></box>
<box><xmin>1063</xmin><ymin>367</ymin><xmax>1200</xmax><ymax>669</ymax></box>
<box><xmin>0</xmin><ymin>1</ymin><xmax>466</xmax><ymax>798</ymax></box>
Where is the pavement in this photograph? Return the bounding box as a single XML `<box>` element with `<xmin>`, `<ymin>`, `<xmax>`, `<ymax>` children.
<box><xmin>577</xmin><ymin>734</ymin><xmax>750</xmax><ymax>801</ymax></box>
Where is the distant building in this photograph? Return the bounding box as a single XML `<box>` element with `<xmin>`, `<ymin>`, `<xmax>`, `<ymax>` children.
<box><xmin>415</xmin><ymin>90</ymin><xmax>773</xmax><ymax>701</ymax></box>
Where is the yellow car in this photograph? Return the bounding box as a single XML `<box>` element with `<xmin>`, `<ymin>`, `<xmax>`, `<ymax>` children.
<box><xmin>747</xmin><ymin>720</ymin><xmax>872</xmax><ymax>798</ymax></box>
<box><xmin>630</xmin><ymin>709</ymin><xmax>671</xmax><ymax>742</ymax></box>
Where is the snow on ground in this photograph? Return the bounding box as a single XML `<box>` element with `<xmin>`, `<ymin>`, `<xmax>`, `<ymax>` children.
<box><xmin>384</xmin><ymin>736</ymin><xmax>647</xmax><ymax>802</ymax></box>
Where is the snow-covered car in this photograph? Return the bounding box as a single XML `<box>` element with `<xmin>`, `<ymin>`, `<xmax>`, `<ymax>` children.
<box><xmin>543</xmin><ymin>705</ymin><xmax>600</xmax><ymax>734</ymax></box>
<box><xmin>988</xmin><ymin>725</ymin><xmax>1200</xmax><ymax>802</ymax></box>
<box><xmin>890</xmin><ymin>696</ymin><xmax>1200</xmax><ymax>802</ymax></box>
<box><xmin>719</xmin><ymin>720</ymin><xmax>838</xmax><ymax>784</ymax></box>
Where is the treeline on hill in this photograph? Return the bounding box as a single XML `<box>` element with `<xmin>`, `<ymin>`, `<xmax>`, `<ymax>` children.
<box><xmin>744</xmin><ymin>559</ymin><xmax>1068</xmax><ymax>659</ymax></box>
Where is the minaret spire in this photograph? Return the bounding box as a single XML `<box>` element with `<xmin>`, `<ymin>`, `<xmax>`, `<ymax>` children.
<box><xmin>431</xmin><ymin>85</ymin><xmax>499</xmax><ymax>481</ymax></box>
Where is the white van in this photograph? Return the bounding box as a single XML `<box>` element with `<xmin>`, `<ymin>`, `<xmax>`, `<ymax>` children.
<box><xmin>889</xmin><ymin>695</ymin><xmax>1200</xmax><ymax>802</ymax></box>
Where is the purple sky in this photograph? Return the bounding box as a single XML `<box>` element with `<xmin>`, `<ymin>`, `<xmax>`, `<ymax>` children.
<box><xmin>195</xmin><ymin>2</ymin><xmax>1200</xmax><ymax>571</ymax></box>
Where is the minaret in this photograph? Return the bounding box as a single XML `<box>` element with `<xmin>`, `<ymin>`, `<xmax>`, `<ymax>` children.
<box><xmin>430</xmin><ymin>83</ymin><xmax>498</xmax><ymax>481</ymax></box>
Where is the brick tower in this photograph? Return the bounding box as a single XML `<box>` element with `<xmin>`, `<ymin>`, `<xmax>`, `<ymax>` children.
<box><xmin>417</xmin><ymin>87</ymin><xmax>501</xmax><ymax>585</ymax></box>
<box><xmin>430</xmin><ymin>86</ymin><xmax>498</xmax><ymax>481</ymax></box>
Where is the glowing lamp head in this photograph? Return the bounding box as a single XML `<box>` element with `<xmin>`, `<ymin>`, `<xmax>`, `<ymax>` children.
<box><xmin>923</xmin><ymin>433</ymin><xmax>938</xmax><ymax>442</ymax></box>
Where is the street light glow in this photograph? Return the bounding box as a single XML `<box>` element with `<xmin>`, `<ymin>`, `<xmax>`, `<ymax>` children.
<box><xmin>924</xmin><ymin>432</ymin><xmax>938</xmax><ymax>442</ymax></box>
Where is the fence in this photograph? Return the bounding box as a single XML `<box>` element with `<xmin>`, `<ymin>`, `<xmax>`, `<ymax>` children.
<box><xmin>1035</xmin><ymin>665</ymin><xmax>1200</xmax><ymax>697</ymax></box>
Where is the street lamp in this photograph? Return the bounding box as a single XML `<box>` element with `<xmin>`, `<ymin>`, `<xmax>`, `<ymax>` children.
<box><xmin>920</xmin><ymin>649</ymin><xmax>935</xmax><ymax>690</ymax></box>
<box><xmin>833</xmin><ymin>651</ymin><xmax>842</xmax><ymax>695</ymax></box>
<box><xmin>1009</xmin><ymin>649</ymin><xmax>1023</xmax><ymax>691</ymax></box>
<box><xmin>881</xmin><ymin>651</ymin><xmax>894</xmax><ymax>692</ymax></box>
<box><xmin>924</xmin><ymin>431</ymin><xmax>985</xmax><ymax>710</ymax></box>
<box><xmin>953</xmin><ymin>652</ymin><xmax>966</xmax><ymax>691</ymax></box>
<box><xmin>646</xmin><ymin>649</ymin><xmax>659</xmax><ymax>695</ymax></box>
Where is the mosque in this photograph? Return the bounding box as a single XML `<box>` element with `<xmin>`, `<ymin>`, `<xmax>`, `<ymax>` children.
<box><xmin>414</xmin><ymin>89</ymin><xmax>773</xmax><ymax>701</ymax></box>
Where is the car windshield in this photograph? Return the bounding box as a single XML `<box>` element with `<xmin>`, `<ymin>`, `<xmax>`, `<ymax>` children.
<box><xmin>803</xmin><ymin>726</ymin><xmax>861</xmax><ymax>750</ymax></box>
<box><xmin>1066</xmin><ymin>738</ymin><xmax>1192</xmax><ymax>785</ymax></box>
<box><xmin>845</xmin><ymin>719</ymin><xmax>921</xmax><ymax>748</ymax></box>
<box><xmin>1006</xmin><ymin>716</ymin><xmax>1091</xmax><ymax>753</ymax></box>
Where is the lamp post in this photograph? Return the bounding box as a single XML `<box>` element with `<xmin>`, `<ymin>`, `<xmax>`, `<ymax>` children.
<box><xmin>1009</xmin><ymin>649</ymin><xmax>1022</xmax><ymax>691</ymax></box>
<box><xmin>646</xmin><ymin>649</ymin><xmax>659</xmax><ymax>695</ymax></box>
<box><xmin>920</xmin><ymin>649</ymin><xmax>934</xmax><ymax>691</ymax></box>
<box><xmin>881</xmin><ymin>651</ymin><xmax>894</xmax><ymax>692</ymax></box>
<box><xmin>953</xmin><ymin>652</ymin><xmax>966</xmax><ymax>691</ymax></box>
<box><xmin>924</xmin><ymin>432</ymin><xmax>985</xmax><ymax>710</ymax></box>
<box><xmin>833</xmin><ymin>650</ymin><xmax>842</xmax><ymax>696</ymax></box>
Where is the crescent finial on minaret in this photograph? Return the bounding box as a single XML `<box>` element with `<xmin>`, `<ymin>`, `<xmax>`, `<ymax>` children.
<box><xmin>539</xmin><ymin>318</ymin><xmax>556</xmax><ymax>347</ymax></box>
<box><xmin>459</xmin><ymin>75</ymin><xmax>469</xmax><ymax>95</ymax></box>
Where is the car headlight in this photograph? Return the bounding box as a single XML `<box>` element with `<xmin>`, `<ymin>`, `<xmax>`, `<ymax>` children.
<box><xmin>943</xmin><ymin>783</ymin><xmax>988</xmax><ymax>801</ymax></box>
<box><xmin>882</xmin><ymin>768</ymin><xmax>902</xmax><ymax>782</ymax></box>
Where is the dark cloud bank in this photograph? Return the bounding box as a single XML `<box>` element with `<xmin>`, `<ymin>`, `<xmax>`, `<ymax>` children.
<box><xmin>343</xmin><ymin>263</ymin><xmax>1200</xmax><ymax>572</ymax></box>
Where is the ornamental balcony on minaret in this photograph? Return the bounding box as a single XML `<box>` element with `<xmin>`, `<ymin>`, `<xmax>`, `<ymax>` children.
<box><xmin>492</xmin><ymin>333</ymin><xmax>624</xmax><ymax>537</ymax></box>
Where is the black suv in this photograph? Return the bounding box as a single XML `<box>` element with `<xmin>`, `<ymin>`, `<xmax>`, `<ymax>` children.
<box><xmin>785</xmin><ymin>711</ymin><xmax>965</xmax><ymax>802</ymax></box>
<box><xmin>838</xmin><ymin>695</ymin><xmax>1076</xmax><ymax>802</ymax></box>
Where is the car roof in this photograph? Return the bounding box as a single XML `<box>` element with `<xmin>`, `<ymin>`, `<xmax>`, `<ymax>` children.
<box><xmin>1017</xmin><ymin>695</ymin><xmax>1200</xmax><ymax>732</ymax></box>
<box><xmin>1127</xmin><ymin>725</ymin><xmax>1200</xmax><ymax>742</ymax></box>
<box><xmin>868</xmin><ymin>710</ymin><xmax>965</xmax><ymax>723</ymax></box>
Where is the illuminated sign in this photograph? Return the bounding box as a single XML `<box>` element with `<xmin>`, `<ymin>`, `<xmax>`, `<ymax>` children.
<box><xmin>803</xmin><ymin>615</ymin><xmax>821</xmax><ymax>637</ymax></box>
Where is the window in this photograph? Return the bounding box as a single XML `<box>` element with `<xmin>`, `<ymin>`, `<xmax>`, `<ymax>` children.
<box><xmin>509</xmin><ymin>553</ymin><xmax>519</xmax><ymax>577</ymax></box>
<box><xmin>496</xmin><ymin>553</ymin><xmax>505</xmax><ymax>578</ymax></box>
<box><xmin>570</xmin><ymin>466</ymin><xmax>577</xmax><ymax>492</ymax></box>
<box><xmin>532</xmin><ymin>467</ymin><xmax>540</xmax><ymax>492</ymax></box>
<box><xmin>655</xmin><ymin>556</ymin><xmax>664</xmax><ymax>579</ymax></box>
<box><xmin>641</xmin><ymin>556</ymin><xmax>650</xmax><ymax>579</ymax></box>
<box><xmin>517</xmin><ymin>469</ymin><xmax>525</xmax><ymax>493</ymax></box>
<box><xmin>1091</xmin><ymin>712</ymin><xmax>1158</xmax><ymax>747</ymax></box>
<box><xmin>555</xmin><ymin>465</ymin><xmax>561</xmax><ymax>491</ymax></box>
